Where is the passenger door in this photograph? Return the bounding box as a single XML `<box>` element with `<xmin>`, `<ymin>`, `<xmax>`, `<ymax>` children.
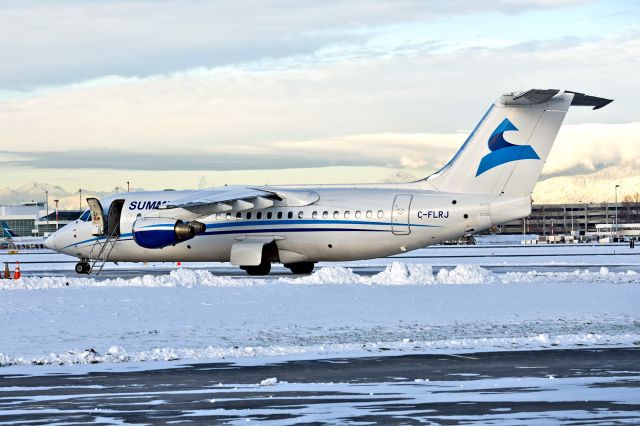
<box><xmin>391</xmin><ymin>194</ymin><xmax>412</xmax><ymax>235</ymax></box>
<box><xmin>86</xmin><ymin>198</ymin><xmax>105</xmax><ymax>236</ymax></box>
<box><xmin>107</xmin><ymin>200</ymin><xmax>125</xmax><ymax>237</ymax></box>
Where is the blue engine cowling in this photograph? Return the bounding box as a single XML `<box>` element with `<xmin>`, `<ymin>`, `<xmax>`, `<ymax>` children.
<box><xmin>132</xmin><ymin>217</ymin><xmax>205</xmax><ymax>249</ymax></box>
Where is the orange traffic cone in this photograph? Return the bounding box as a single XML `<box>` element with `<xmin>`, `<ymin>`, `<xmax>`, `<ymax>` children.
<box><xmin>13</xmin><ymin>261</ymin><xmax>21</xmax><ymax>280</ymax></box>
<box><xmin>3</xmin><ymin>262</ymin><xmax>10</xmax><ymax>279</ymax></box>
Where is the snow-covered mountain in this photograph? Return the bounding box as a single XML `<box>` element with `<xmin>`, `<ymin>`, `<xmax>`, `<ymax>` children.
<box><xmin>0</xmin><ymin>183</ymin><xmax>116</xmax><ymax>210</ymax></box>
<box><xmin>533</xmin><ymin>165</ymin><xmax>640</xmax><ymax>204</ymax></box>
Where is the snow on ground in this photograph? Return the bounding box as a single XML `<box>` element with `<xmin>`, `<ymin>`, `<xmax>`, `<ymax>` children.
<box><xmin>1</xmin><ymin>257</ymin><xmax>639</xmax><ymax>367</ymax></box>
<box><xmin>1</xmin><ymin>262</ymin><xmax>640</xmax><ymax>290</ymax></box>
<box><xmin>474</xmin><ymin>234</ymin><xmax>538</xmax><ymax>244</ymax></box>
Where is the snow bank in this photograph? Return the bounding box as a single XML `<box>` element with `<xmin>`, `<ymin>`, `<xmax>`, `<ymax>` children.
<box><xmin>259</xmin><ymin>377</ymin><xmax>278</xmax><ymax>386</ymax></box>
<box><xmin>474</xmin><ymin>234</ymin><xmax>538</xmax><ymax>245</ymax></box>
<box><xmin>288</xmin><ymin>263</ymin><xmax>496</xmax><ymax>285</ymax></box>
<box><xmin>2</xmin><ymin>262</ymin><xmax>639</xmax><ymax>290</ymax></box>
<box><xmin>0</xmin><ymin>268</ymin><xmax>263</xmax><ymax>290</ymax></box>
<box><xmin>1</xmin><ymin>332</ymin><xmax>636</xmax><ymax>367</ymax></box>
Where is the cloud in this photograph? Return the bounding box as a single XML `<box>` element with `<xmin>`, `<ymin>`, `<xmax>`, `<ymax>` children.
<box><xmin>0</xmin><ymin>31</ymin><xmax>637</xmax><ymax>172</ymax></box>
<box><xmin>400</xmin><ymin>156</ymin><xmax>428</xmax><ymax>169</ymax></box>
<box><xmin>0</xmin><ymin>0</ymin><xmax>595</xmax><ymax>89</ymax></box>
<box><xmin>541</xmin><ymin>122</ymin><xmax>640</xmax><ymax>179</ymax></box>
<box><xmin>0</xmin><ymin>0</ymin><xmax>637</xmax><ymax>193</ymax></box>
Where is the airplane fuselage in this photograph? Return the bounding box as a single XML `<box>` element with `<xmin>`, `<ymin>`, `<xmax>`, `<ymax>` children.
<box><xmin>49</xmin><ymin>186</ymin><xmax>527</xmax><ymax>264</ymax></box>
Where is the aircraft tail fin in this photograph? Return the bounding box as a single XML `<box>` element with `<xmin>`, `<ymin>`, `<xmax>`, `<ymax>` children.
<box><xmin>424</xmin><ymin>89</ymin><xmax>612</xmax><ymax>196</ymax></box>
<box><xmin>1</xmin><ymin>221</ymin><xmax>18</xmax><ymax>239</ymax></box>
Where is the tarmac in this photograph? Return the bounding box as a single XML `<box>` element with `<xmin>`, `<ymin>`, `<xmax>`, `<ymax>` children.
<box><xmin>2</xmin><ymin>348</ymin><xmax>639</xmax><ymax>424</ymax></box>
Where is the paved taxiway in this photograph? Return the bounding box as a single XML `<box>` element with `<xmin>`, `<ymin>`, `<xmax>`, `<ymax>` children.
<box><xmin>2</xmin><ymin>348</ymin><xmax>639</xmax><ymax>424</ymax></box>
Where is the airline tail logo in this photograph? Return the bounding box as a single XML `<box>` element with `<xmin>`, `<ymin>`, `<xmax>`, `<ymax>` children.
<box><xmin>476</xmin><ymin>118</ymin><xmax>540</xmax><ymax>176</ymax></box>
<box><xmin>1</xmin><ymin>222</ymin><xmax>17</xmax><ymax>239</ymax></box>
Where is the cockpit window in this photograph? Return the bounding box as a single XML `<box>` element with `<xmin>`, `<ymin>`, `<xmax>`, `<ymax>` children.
<box><xmin>79</xmin><ymin>210</ymin><xmax>92</xmax><ymax>222</ymax></box>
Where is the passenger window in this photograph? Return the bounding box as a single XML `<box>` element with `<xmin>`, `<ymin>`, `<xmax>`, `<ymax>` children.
<box><xmin>366</xmin><ymin>210</ymin><xmax>372</xmax><ymax>218</ymax></box>
<box><xmin>267</xmin><ymin>211</ymin><xmax>273</xmax><ymax>219</ymax></box>
<box><xmin>298</xmin><ymin>211</ymin><xmax>304</xmax><ymax>219</ymax></box>
<box><xmin>216</xmin><ymin>213</ymin><xmax>222</xmax><ymax>220</ymax></box>
<box><xmin>226</xmin><ymin>213</ymin><xmax>231</xmax><ymax>220</ymax></box>
<box><xmin>246</xmin><ymin>212</ymin><xmax>252</xmax><ymax>219</ymax></box>
<box><xmin>312</xmin><ymin>211</ymin><xmax>318</xmax><ymax>219</ymax></box>
<box><xmin>257</xmin><ymin>212</ymin><xmax>262</xmax><ymax>219</ymax></box>
<box><xmin>277</xmin><ymin>211</ymin><xmax>283</xmax><ymax>219</ymax></box>
<box><xmin>355</xmin><ymin>211</ymin><xmax>361</xmax><ymax>218</ymax></box>
<box><xmin>236</xmin><ymin>212</ymin><xmax>241</xmax><ymax>219</ymax></box>
<box><xmin>377</xmin><ymin>210</ymin><xmax>383</xmax><ymax>218</ymax></box>
<box><xmin>322</xmin><ymin>211</ymin><xmax>328</xmax><ymax>219</ymax></box>
<box><xmin>333</xmin><ymin>211</ymin><xmax>339</xmax><ymax>219</ymax></box>
<box><xmin>288</xmin><ymin>211</ymin><xmax>293</xmax><ymax>219</ymax></box>
<box><xmin>344</xmin><ymin>211</ymin><xmax>350</xmax><ymax>219</ymax></box>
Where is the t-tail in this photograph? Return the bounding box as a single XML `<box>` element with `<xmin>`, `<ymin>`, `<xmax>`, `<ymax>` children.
<box><xmin>425</xmin><ymin>89</ymin><xmax>612</xmax><ymax>196</ymax></box>
<box><xmin>1</xmin><ymin>221</ymin><xmax>18</xmax><ymax>239</ymax></box>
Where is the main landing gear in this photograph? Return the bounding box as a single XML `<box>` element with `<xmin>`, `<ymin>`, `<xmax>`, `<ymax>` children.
<box><xmin>75</xmin><ymin>261</ymin><xmax>91</xmax><ymax>275</ymax></box>
<box><xmin>240</xmin><ymin>261</ymin><xmax>316</xmax><ymax>276</ymax></box>
<box><xmin>241</xmin><ymin>260</ymin><xmax>272</xmax><ymax>276</ymax></box>
<box><xmin>286</xmin><ymin>262</ymin><xmax>315</xmax><ymax>275</ymax></box>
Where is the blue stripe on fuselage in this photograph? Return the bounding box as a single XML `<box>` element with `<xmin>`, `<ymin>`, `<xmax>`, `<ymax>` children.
<box><xmin>62</xmin><ymin>219</ymin><xmax>440</xmax><ymax>250</ymax></box>
<box><xmin>138</xmin><ymin>219</ymin><xmax>439</xmax><ymax>230</ymax></box>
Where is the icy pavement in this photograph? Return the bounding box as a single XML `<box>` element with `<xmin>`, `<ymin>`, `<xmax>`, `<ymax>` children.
<box><xmin>1</xmin><ymin>262</ymin><xmax>639</xmax><ymax>367</ymax></box>
<box><xmin>1</xmin><ymin>348</ymin><xmax>639</xmax><ymax>424</ymax></box>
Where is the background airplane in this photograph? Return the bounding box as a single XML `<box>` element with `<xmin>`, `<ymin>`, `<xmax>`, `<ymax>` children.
<box><xmin>44</xmin><ymin>89</ymin><xmax>612</xmax><ymax>275</ymax></box>
<box><xmin>1</xmin><ymin>221</ymin><xmax>46</xmax><ymax>249</ymax></box>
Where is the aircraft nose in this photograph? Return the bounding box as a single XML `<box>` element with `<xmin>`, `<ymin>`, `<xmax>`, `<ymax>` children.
<box><xmin>44</xmin><ymin>233</ymin><xmax>57</xmax><ymax>250</ymax></box>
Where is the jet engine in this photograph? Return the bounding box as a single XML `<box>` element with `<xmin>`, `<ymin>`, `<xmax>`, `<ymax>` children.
<box><xmin>132</xmin><ymin>217</ymin><xmax>206</xmax><ymax>249</ymax></box>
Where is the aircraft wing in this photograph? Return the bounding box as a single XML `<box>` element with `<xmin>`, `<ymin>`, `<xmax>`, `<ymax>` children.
<box><xmin>153</xmin><ymin>185</ymin><xmax>319</xmax><ymax>220</ymax></box>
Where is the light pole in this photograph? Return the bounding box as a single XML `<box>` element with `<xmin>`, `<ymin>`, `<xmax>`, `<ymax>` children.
<box><xmin>45</xmin><ymin>190</ymin><xmax>49</xmax><ymax>220</ymax></box>
<box><xmin>54</xmin><ymin>199</ymin><xmax>60</xmax><ymax>230</ymax></box>
<box><xmin>580</xmin><ymin>200</ymin><xmax>586</xmax><ymax>240</ymax></box>
<box><xmin>127</xmin><ymin>181</ymin><xmax>130</xmax><ymax>192</ymax></box>
<box><xmin>615</xmin><ymin>184</ymin><xmax>621</xmax><ymax>239</ymax></box>
<box><xmin>79</xmin><ymin>189</ymin><xmax>82</xmax><ymax>210</ymax></box>
<box><xmin>570</xmin><ymin>204</ymin><xmax>574</xmax><ymax>234</ymax></box>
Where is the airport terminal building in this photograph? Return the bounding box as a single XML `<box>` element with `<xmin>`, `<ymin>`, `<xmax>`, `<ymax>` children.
<box><xmin>499</xmin><ymin>202</ymin><xmax>640</xmax><ymax>237</ymax></box>
<box><xmin>0</xmin><ymin>202</ymin><xmax>81</xmax><ymax>237</ymax></box>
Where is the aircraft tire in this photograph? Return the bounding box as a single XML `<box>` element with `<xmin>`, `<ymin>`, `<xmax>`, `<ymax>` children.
<box><xmin>244</xmin><ymin>261</ymin><xmax>271</xmax><ymax>276</ymax></box>
<box><xmin>286</xmin><ymin>262</ymin><xmax>315</xmax><ymax>275</ymax></box>
<box><xmin>75</xmin><ymin>262</ymin><xmax>91</xmax><ymax>275</ymax></box>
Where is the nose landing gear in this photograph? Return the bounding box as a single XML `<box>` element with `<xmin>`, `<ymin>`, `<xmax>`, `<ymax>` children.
<box><xmin>75</xmin><ymin>261</ymin><xmax>91</xmax><ymax>275</ymax></box>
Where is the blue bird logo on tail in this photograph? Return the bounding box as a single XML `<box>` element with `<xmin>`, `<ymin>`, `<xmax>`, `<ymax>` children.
<box><xmin>476</xmin><ymin>118</ymin><xmax>540</xmax><ymax>176</ymax></box>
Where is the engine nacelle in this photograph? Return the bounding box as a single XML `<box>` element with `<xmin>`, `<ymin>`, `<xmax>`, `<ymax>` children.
<box><xmin>132</xmin><ymin>217</ymin><xmax>205</xmax><ymax>249</ymax></box>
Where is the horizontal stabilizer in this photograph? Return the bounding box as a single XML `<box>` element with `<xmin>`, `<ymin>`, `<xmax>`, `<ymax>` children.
<box><xmin>508</xmin><ymin>89</ymin><xmax>613</xmax><ymax>110</ymax></box>
<box><xmin>566</xmin><ymin>91</ymin><xmax>614</xmax><ymax>110</ymax></box>
<box><xmin>513</xmin><ymin>89</ymin><xmax>559</xmax><ymax>103</ymax></box>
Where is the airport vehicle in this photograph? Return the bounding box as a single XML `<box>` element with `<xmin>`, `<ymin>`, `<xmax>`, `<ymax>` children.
<box><xmin>44</xmin><ymin>89</ymin><xmax>612</xmax><ymax>275</ymax></box>
<box><xmin>1</xmin><ymin>221</ymin><xmax>46</xmax><ymax>249</ymax></box>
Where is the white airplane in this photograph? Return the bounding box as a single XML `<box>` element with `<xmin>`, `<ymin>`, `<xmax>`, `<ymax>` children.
<box><xmin>1</xmin><ymin>221</ymin><xmax>46</xmax><ymax>249</ymax></box>
<box><xmin>44</xmin><ymin>89</ymin><xmax>611</xmax><ymax>275</ymax></box>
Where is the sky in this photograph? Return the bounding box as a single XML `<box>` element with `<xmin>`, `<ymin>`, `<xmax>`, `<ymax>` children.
<box><xmin>0</xmin><ymin>0</ymin><xmax>638</xmax><ymax>195</ymax></box>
